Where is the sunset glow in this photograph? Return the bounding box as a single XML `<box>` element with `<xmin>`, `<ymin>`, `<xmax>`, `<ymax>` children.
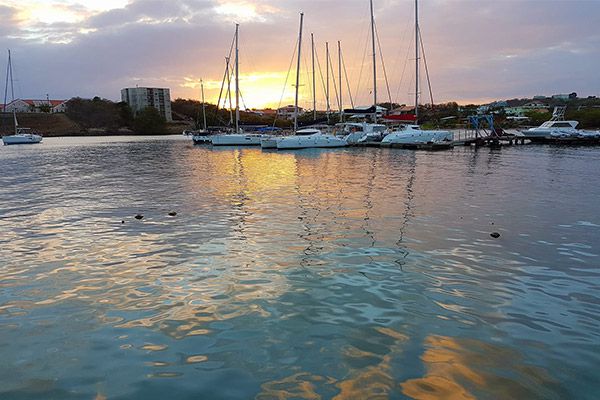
<box><xmin>181</xmin><ymin>72</ymin><xmax>306</xmax><ymax>110</ymax></box>
<box><xmin>1</xmin><ymin>0</ymin><xmax>598</xmax><ymax>103</ymax></box>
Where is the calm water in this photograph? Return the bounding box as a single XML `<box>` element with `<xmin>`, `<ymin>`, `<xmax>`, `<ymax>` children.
<box><xmin>1</xmin><ymin>136</ymin><xmax>599</xmax><ymax>399</ymax></box>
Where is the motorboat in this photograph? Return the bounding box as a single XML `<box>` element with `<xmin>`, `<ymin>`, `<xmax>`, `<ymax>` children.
<box><xmin>382</xmin><ymin>124</ymin><xmax>452</xmax><ymax>144</ymax></box>
<box><xmin>523</xmin><ymin>120</ymin><xmax>579</xmax><ymax>137</ymax></box>
<box><xmin>276</xmin><ymin>128</ymin><xmax>347</xmax><ymax>149</ymax></box>
<box><xmin>522</xmin><ymin>107</ymin><xmax>600</xmax><ymax>139</ymax></box>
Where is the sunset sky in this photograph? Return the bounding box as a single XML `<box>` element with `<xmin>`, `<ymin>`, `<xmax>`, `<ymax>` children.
<box><xmin>1</xmin><ymin>0</ymin><xmax>599</xmax><ymax>109</ymax></box>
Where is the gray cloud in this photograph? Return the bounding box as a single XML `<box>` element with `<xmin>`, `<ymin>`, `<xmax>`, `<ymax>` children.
<box><xmin>0</xmin><ymin>0</ymin><xmax>598</xmax><ymax>105</ymax></box>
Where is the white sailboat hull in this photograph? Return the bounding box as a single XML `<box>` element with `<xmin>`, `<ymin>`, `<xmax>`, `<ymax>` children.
<box><xmin>2</xmin><ymin>133</ymin><xmax>43</xmax><ymax>145</ymax></box>
<box><xmin>344</xmin><ymin>131</ymin><xmax>367</xmax><ymax>144</ymax></box>
<box><xmin>382</xmin><ymin>126</ymin><xmax>452</xmax><ymax>144</ymax></box>
<box><xmin>211</xmin><ymin>134</ymin><xmax>264</xmax><ymax>146</ymax></box>
<box><xmin>276</xmin><ymin>133</ymin><xmax>347</xmax><ymax>149</ymax></box>
<box><xmin>260</xmin><ymin>137</ymin><xmax>279</xmax><ymax>149</ymax></box>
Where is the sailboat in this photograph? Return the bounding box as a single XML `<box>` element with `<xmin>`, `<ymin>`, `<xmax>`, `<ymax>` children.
<box><xmin>2</xmin><ymin>50</ymin><xmax>42</xmax><ymax>146</ymax></box>
<box><xmin>269</xmin><ymin>13</ymin><xmax>347</xmax><ymax>150</ymax></box>
<box><xmin>381</xmin><ymin>0</ymin><xmax>452</xmax><ymax>145</ymax></box>
<box><xmin>191</xmin><ymin>79</ymin><xmax>212</xmax><ymax>144</ymax></box>
<box><xmin>342</xmin><ymin>0</ymin><xmax>389</xmax><ymax>144</ymax></box>
<box><xmin>210</xmin><ymin>24</ymin><xmax>266</xmax><ymax>146</ymax></box>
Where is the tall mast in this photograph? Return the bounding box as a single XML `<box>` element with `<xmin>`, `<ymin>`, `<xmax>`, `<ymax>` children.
<box><xmin>201</xmin><ymin>79</ymin><xmax>207</xmax><ymax>131</ymax></box>
<box><xmin>311</xmin><ymin>33</ymin><xmax>316</xmax><ymax>121</ymax></box>
<box><xmin>414</xmin><ymin>0</ymin><xmax>420</xmax><ymax>122</ymax></box>
<box><xmin>235</xmin><ymin>23</ymin><xmax>240</xmax><ymax>134</ymax></box>
<box><xmin>3</xmin><ymin>49</ymin><xmax>13</xmax><ymax>113</ymax></box>
<box><xmin>338</xmin><ymin>40</ymin><xmax>342</xmax><ymax>122</ymax></box>
<box><xmin>225</xmin><ymin>57</ymin><xmax>233</xmax><ymax>124</ymax></box>
<box><xmin>294</xmin><ymin>12</ymin><xmax>304</xmax><ymax>132</ymax></box>
<box><xmin>370</xmin><ymin>0</ymin><xmax>377</xmax><ymax>122</ymax></box>
<box><xmin>326</xmin><ymin>42</ymin><xmax>330</xmax><ymax>119</ymax></box>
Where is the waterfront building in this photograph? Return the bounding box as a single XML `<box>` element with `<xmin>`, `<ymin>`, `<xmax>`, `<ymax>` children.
<box><xmin>121</xmin><ymin>87</ymin><xmax>172</xmax><ymax>121</ymax></box>
<box><xmin>3</xmin><ymin>99</ymin><xmax>67</xmax><ymax>113</ymax></box>
<box><xmin>277</xmin><ymin>105</ymin><xmax>305</xmax><ymax>119</ymax></box>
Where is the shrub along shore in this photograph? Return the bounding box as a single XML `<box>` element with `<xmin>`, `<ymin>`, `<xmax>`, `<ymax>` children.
<box><xmin>1</xmin><ymin>96</ymin><xmax>599</xmax><ymax>137</ymax></box>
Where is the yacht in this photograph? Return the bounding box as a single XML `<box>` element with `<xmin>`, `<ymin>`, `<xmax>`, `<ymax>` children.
<box><xmin>379</xmin><ymin>0</ymin><xmax>452</xmax><ymax>146</ymax></box>
<box><xmin>265</xmin><ymin>15</ymin><xmax>347</xmax><ymax>151</ymax></box>
<box><xmin>2</xmin><ymin>50</ymin><xmax>42</xmax><ymax>146</ymax></box>
<box><xmin>276</xmin><ymin>128</ymin><xmax>347</xmax><ymax>150</ymax></box>
<box><xmin>212</xmin><ymin>131</ymin><xmax>265</xmax><ymax>146</ymax></box>
<box><xmin>2</xmin><ymin>126</ymin><xmax>43</xmax><ymax>145</ymax></box>
<box><xmin>208</xmin><ymin>24</ymin><xmax>268</xmax><ymax>146</ymax></box>
<box><xmin>335</xmin><ymin>122</ymin><xmax>387</xmax><ymax>144</ymax></box>
<box><xmin>522</xmin><ymin>107</ymin><xmax>600</xmax><ymax>139</ymax></box>
<box><xmin>382</xmin><ymin>124</ymin><xmax>452</xmax><ymax>144</ymax></box>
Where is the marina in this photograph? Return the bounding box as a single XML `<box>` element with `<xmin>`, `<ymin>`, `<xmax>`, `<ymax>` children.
<box><xmin>1</xmin><ymin>0</ymin><xmax>599</xmax><ymax>399</ymax></box>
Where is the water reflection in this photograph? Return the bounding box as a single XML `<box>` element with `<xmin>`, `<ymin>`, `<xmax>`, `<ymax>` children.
<box><xmin>401</xmin><ymin>335</ymin><xmax>564</xmax><ymax>400</ymax></box>
<box><xmin>0</xmin><ymin>138</ymin><xmax>599</xmax><ymax>399</ymax></box>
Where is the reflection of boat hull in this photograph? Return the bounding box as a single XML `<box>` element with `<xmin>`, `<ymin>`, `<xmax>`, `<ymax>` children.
<box><xmin>2</xmin><ymin>133</ymin><xmax>43</xmax><ymax>145</ymax></box>
<box><xmin>260</xmin><ymin>137</ymin><xmax>278</xmax><ymax>149</ymax></box>
<box><xmin>211</xmin><ymin>134</ymin><xmax>264</xmax><ymax>146</ymax></box>
<box><xmin>382</xmin><ymin>126</ymin><xmax>452</xmax><ymax>145</ymax></box>
<box><xmin>277</xmin><ymin>134</ymin><xmax>347</xmax><ymax>150</ymax></box>
<box><xmin>192</xmin><ymin>135</ymin><xmax>211</xmax><ymax>144</ymax></box>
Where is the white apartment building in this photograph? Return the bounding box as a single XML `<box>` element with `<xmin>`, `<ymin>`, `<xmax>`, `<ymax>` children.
<box><xmin>121</xmin><ymin>87</ymin><xmax>172</xmax><ymax>121</ymax></box>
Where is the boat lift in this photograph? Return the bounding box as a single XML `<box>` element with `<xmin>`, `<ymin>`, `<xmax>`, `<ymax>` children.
<box><xmin>465</xmin><ymin>114</ymin><xmax>506</xmax><ymax>146</ymax></box>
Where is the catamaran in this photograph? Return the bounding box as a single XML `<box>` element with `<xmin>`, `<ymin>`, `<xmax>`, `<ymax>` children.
<box><xmin>381</xmin><ymin>0</ymin><xmax>452</xmax><ymax>145</ymax></box>
<box><xmin>264</xmin><ymin>13</ymin><xmax>347</xmax><ymax>150</ymax></box>
<box><xmin>2</xmin><ymin>50</ymin><xmax>42</xmax><ymax>146</ymax></box>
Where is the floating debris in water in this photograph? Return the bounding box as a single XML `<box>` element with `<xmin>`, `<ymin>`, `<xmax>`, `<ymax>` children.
<box><xmin>490</xmin><ymin>232</ymin><xmax>500</xmax><ymax>238</ymax></box>
<box><xmin>135</xmin><ymin>214</ymin><xmax>144</xmax><ymax>220</ymax></box>
<box><xmin>168</xmin><ymin>211</ymin><xmax>177</xmax><ymax>216</ymax></box>
<box><xmin>121</xmin><ymin>220</ymin><xmax>125</xmax><ymax>224</ymax></box>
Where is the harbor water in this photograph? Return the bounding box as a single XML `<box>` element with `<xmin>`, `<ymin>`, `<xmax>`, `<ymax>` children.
<box><xmin>1</xmin><ymin>136</ymin><xmax>599</xmax><ymax>399</ymax></box>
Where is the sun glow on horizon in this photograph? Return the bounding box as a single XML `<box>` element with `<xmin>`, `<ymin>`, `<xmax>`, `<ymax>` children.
<box><xmin>181</xmin><ymin>71</ymin><xmax>310</xmax><ymax>110</ymax></box>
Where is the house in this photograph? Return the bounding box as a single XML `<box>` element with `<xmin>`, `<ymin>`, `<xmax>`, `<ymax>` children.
<box><xmin>248</xmin><ymin>108</ymin><xmax>277</xmax><ymax>117</ymax></box>
<box><xmin>522</xmin><ymin>101</ymin><xmax>549</xmax><ymax>112</ymax></box>
<box><xmin>3</xmin><ymin>99</ymin><xmax>68</xmax><ymax>113</ymax></box>
<box><xmin>277</xmin><ymin>105</ymin><xmax>305</xmax><ymax>119</ymax></box>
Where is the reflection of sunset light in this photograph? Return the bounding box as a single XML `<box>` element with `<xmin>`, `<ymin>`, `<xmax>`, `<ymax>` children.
<box><xmin>401</xmin><ymin>335</ymin><xmax>557</xmax><ymax>400</ymax></box>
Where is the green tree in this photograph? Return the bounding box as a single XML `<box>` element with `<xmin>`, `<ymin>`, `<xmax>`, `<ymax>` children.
<box><xmin>133</xmin><ymin>106</ymin><xmax>166</xmax><ymax>134</ymax></box>
<box><xmin>66</xmin><ymin>97</ymin><xmax>123</xmax><ymax>129</ymax></box>
<box><xmin>38</xmin><ymin>103</ymin><xmax>51</xmax><ymax>113</ymax></box>
<box><xmin>116</xmin><ymin>101</ymin><xmax>134</xmax><ymax>127</ymax></box>
<box><xmin>524</xmin><ymin>110</ymin><xmax>550</xmax><ymax>126</ymax></box>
